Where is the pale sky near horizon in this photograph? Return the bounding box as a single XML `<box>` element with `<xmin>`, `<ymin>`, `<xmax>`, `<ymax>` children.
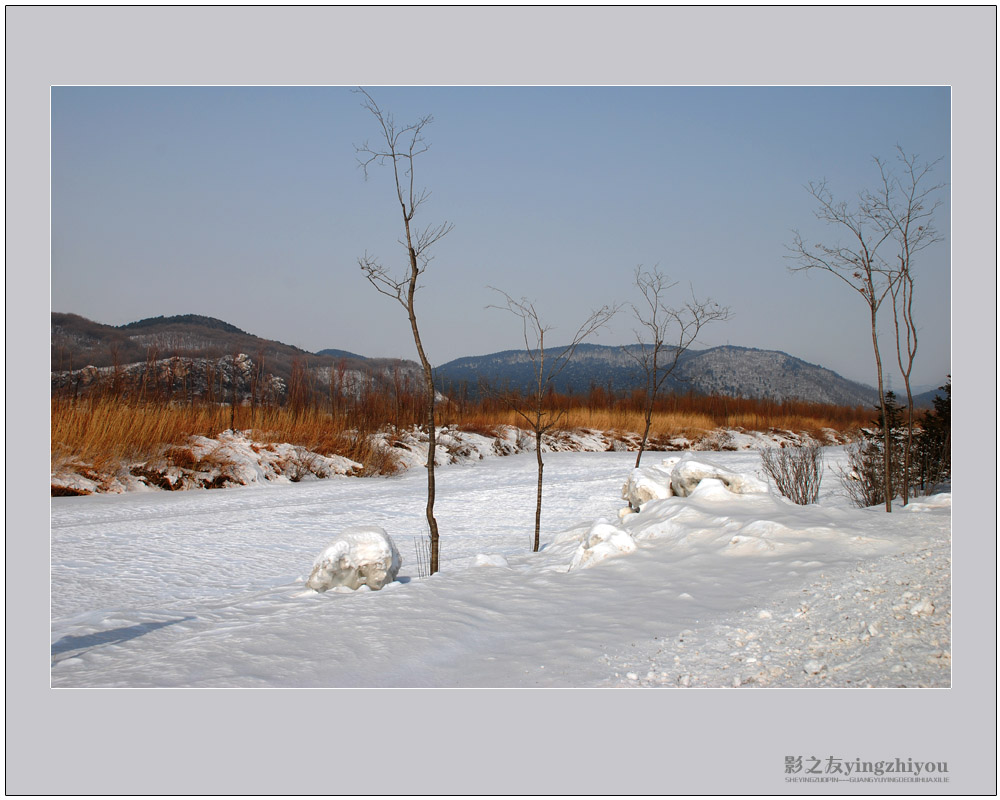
<box><xmin>51</xmin><ymin>85</ymin><xmax>951</xmax><ymax>389</ymax></box>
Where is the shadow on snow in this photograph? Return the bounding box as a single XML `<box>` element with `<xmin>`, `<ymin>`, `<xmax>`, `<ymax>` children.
<box><xmin>51</xmin><ymin>617</ymin><xmax>195</xmax><ymax>667</ymax></box>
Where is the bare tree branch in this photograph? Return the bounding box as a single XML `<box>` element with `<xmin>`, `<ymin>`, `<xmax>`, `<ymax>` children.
<box><xmin>867</xmin><ymin>147</ymin><xmax>945</xmax><ymax>503</ymax></box>
<box><xmin>359</xmin><ymin>251</ymin><xmax>408</xmax><ymax>308</ymax></box>
<box><xmin>785</xmin><ymin>150</ymin><xmax>942</xmax><ymax>512</ymax></box>
<box><xmin>486</xmin><ymin>288</ymin><xmax>618</xmax><ymax>551</ymax></box>
<box><xmin>787</xmin><ymin>179</ymin><xmax>897</xmax><ymax>310</ymax></box>
<box><xmin>623</xmin><ymin>265</ymin><xmax>731</xmax><ymax>466</ymax></box>
<box><xmin>355</xmin><ymin>88</ymin><xmax>450</xmax><ymax>573</ymax></box>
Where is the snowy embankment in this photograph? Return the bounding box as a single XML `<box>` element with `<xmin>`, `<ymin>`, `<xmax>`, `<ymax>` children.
<box><xmin>50</xmin><ymin>423</ymin><xmax>845</xmax><ymax>495</ymax></box>
<box><xmin>50</xmin><ymin>448</ymin><xmax>950</xmax><ymax>688</ymax></box>
<box><xmin>51</xmin><ymin>431</ymin><xmax>364</xmax><ymax>495</ymax></box>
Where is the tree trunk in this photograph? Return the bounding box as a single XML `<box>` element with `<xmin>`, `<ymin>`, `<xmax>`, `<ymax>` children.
<box><xmin>902</xmin><ymin>383</ymin><xmax>914</xmax><ymax>505</ymax></box>
<box><xmin>635</xmin><ymin>389</ymin><xmax>655</xmax><ymax>468</ymax></box>
<box><xmin>404</xmin><ymin>234</ymin><xmax>440</xmax><ymax>574</ymax></box>
<box><xmin>230</xmin><ymin>356</ymin><xmax>238</xmax><ymax>431</ymax></box>
<box><xmin>533</xmin><ymin>429</ymin><xmax>544</xmax><ymax>552</ymax></box>
<box><xmin>870</xmin><ymin>303</ymin><xmax>892</xmax><ymax>512</ymax></box>
<box><xmin>897</xmin><ymin>281</ymin><xmax>917</xmax><ymax>507</ymax></box>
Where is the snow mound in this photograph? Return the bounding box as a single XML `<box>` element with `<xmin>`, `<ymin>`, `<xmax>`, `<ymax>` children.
<box><xmin>473</xmin><ymin>554</ymin><xmax>510</xmax><ymax>568</ymax></box>
<box><xmin>171</xmin><ymin>431</ymin><xmax>364</xmax><ymax>488</ymax></box>
<box><xmin>306</xmin><ymin>527</ymin><xmax>402</xmax><ymax>592</ymax></box>
<box><xmin>903</xmin><ymin>493</ymin><xmax>952</xmax><ymax>512</ymax></box>
<box><xmin>671</xmin><ymin>457</ymin><xmax>768</xmax><ymax>497</ymax></box>
<box><xmin>618</xmin><ymin>462</ymin><xmax>896</xmax><ymax>562</ymax></box>
<box><xmin>622</xmin><ymin>455</ymin><xmax>767</xmax><ymax>511</ymax></box>
<box><xmin>621</xmin><ymin>457</ymin><xmax>683</xmax><ymax>509</ymax></box>
<box><xmin>568</xmin><ymin>519</ymin><xmax>637</xmax><ymax>571</ymax></box>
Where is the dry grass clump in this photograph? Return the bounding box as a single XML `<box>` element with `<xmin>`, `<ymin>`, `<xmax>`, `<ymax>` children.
<box><xmin>245</xmin><ymin>408</ymin><xmax>403</xmax><ymax>476</ymax></box>
<box><xmin>446</xmin><ymin>407</ymin><xmax>716</xmax><ymax>441</ymax></box>
<box><xmin>447</xmin><ymin>419</ymin><xmax>502</xmax><ymax>439</ymax></box>
<box><xmin>51</xmin><ymin>397</ymin><xmax>206</xmax><ymax>471</ymax></box>
<box><xmin>163</xmin><ymin>445</ymin><xmax>200</xmax><ymax>471</ymax></box>
<box><xmin>555</xmin><ymin>408</ymin><xmax>718</xmax><ymax>441</ymax></box>
<box><xmin>442</xmin><ymin>390</ymin><xmax>868</xmax><ymax>443</ymax></box>
<box><xmin>51</xmin><ymin>397</ymin><xmax>402</xmax><ymax>476</ymax></box>
<box><xmin>723</xmin><ymin>412</ymin><xmax>844</xmax><ymax>440</ymax></box>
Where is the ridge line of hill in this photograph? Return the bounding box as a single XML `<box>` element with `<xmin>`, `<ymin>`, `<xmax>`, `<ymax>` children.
<box><xmin>51</xmin><ymin>312</ymin><xmax>947</xmax><ymax>407</ymax></box>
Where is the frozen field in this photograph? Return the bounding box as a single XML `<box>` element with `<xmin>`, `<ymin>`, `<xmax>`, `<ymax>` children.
<box><xmin>50</xmin><ymin>448</ymin><xmax>951</xmax><ymax>688</ymax></box>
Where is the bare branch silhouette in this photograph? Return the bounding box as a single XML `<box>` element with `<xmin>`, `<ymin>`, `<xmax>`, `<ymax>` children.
<box><xmin>623</xmin><ymin>265</ymin><xmax>731</xmax><ymax>467</ymax></box>
<box><xmin>355</xmin><ymin>88</ymin><xmax>451</xmax><ymax>573</ymax></box>
<box><xmin>486</xmin><ymin>288</ymin><xmax>618</xmax><ymax>551</ymax></box>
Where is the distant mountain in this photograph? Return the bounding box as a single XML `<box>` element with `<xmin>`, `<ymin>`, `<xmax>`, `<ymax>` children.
<box><xmin>119</xmin><ymin>314</ymin><xmax>249</xmax><ymax>336</ymax></box>
<box><xmin>434</xmin><ymin>343</ymin><xmax>882</xmax><ymax>407</ymax></box>
<box><xmin>911</xmin><ymin>385</ymin><xmax>950</xmax><ymax>410</ymax></box>
<box><xmin>52</xmin><ymin>313</ymin><xmax>944</xmax><ymax>410</ymax></box>
<box><xmin>317</xmin><ymin>348</ymin><xmax>370</xmax><ymax>362</ymax></box>
<box><xmin>52</xmin><ymin>312</ymin><xmax>313</xmax><ymax>373</ymax></box>
<box><xmin>51</xmin><ymin>313</ymin><xmax>421</xmax><ymax>398</ymax></box>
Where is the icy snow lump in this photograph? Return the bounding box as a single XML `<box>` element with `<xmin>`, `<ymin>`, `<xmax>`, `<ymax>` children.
<box><xmin>622</xmin><ymin>455</ymin><xmax>767</xmax><ymax>511</ymax></box>
<box><xmin>621</xmin><ymin>457</ymin><xmax>681</xmax><ymax>509</ymax></box>
<box><xmin>670</xmin><ymin>457</ymin><xmax>768</xmax><ymax>497</ymax></box>
<box><xmin>569</xmin><ymin>519</ymin><xmax>637</xmax><ymax>571</ymax></box>
<box><xmin>306</xmin><ymin>526</ymin><xmax>401</xmax><ymax>592</ymax></box>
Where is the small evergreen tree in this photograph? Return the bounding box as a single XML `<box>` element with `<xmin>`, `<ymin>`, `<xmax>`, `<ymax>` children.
<box><xmin>869</xmin><ymin>390</ymin><xmax>907</xmax><ymax>499</ymax></box>
<box><xmin>840</xmin><ymin>391</ymin><xmax>907</xmax><ymax>508</ymax></box>
<box><xmin>915</xmin><ymin>379</ymin><xmax>951</xmax><ymax>493</ymax></box>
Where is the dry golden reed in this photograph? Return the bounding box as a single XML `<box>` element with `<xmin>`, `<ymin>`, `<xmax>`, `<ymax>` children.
<box><xmin>52</xmin><ymin>387</ymin><xmax>871</xmax><ymax>477</ymax></box>
<box><xmin>51</xmin><ymin>397</ymin><xmax>401</xmax><ymax>475</ymax></box>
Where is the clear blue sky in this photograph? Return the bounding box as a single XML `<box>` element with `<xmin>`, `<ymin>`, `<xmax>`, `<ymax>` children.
<box><xmin>51</xmin><ymin>86</ymin><xmax>951</xmax><ymax>389</ymax></box>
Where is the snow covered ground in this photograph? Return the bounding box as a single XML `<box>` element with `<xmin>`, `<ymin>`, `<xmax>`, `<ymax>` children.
<box><xmin>50</xmin><ymin>447</ymin><xmax>950</xmax><ymax>688</ymax></box>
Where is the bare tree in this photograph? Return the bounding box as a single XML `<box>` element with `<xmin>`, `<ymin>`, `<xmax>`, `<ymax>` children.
<box><xmin>488</xmin><ymin>288</ymin><xmax>617</xmax><ymax>552</ymax></box>
<box><xmin>625</xmin><ymin>266</ymin><xmax>731</xmax><ymax>467</ymax></box>
<box><xmin>870</xmin><ymin>148</ymin><xmax>944</xmax><ymax>505</ymax></box>
<box><xmin>229</xmin><ymin>349</ymin><xmax>242</xmax><ymax>432</ymax></box>
<box><xmin>355</xmin><ymin>88</ymin><xmax>453</xmax><ymax>575</ymax></box>
<box><xmin>250</xmin><ymin>347</ymin><xmax>266</xmax><ymax>430</ymax></box>
<box><xmin>788</xmin><ymin>177</ymin><xmax>896</xmax><ymax>511</ymax></box>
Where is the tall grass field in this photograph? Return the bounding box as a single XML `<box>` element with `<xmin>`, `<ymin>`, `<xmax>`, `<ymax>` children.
<box><xmin>52</xmin><ymin>388</ymin><xmax>873</xmax><ymax>479</ymax></box>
